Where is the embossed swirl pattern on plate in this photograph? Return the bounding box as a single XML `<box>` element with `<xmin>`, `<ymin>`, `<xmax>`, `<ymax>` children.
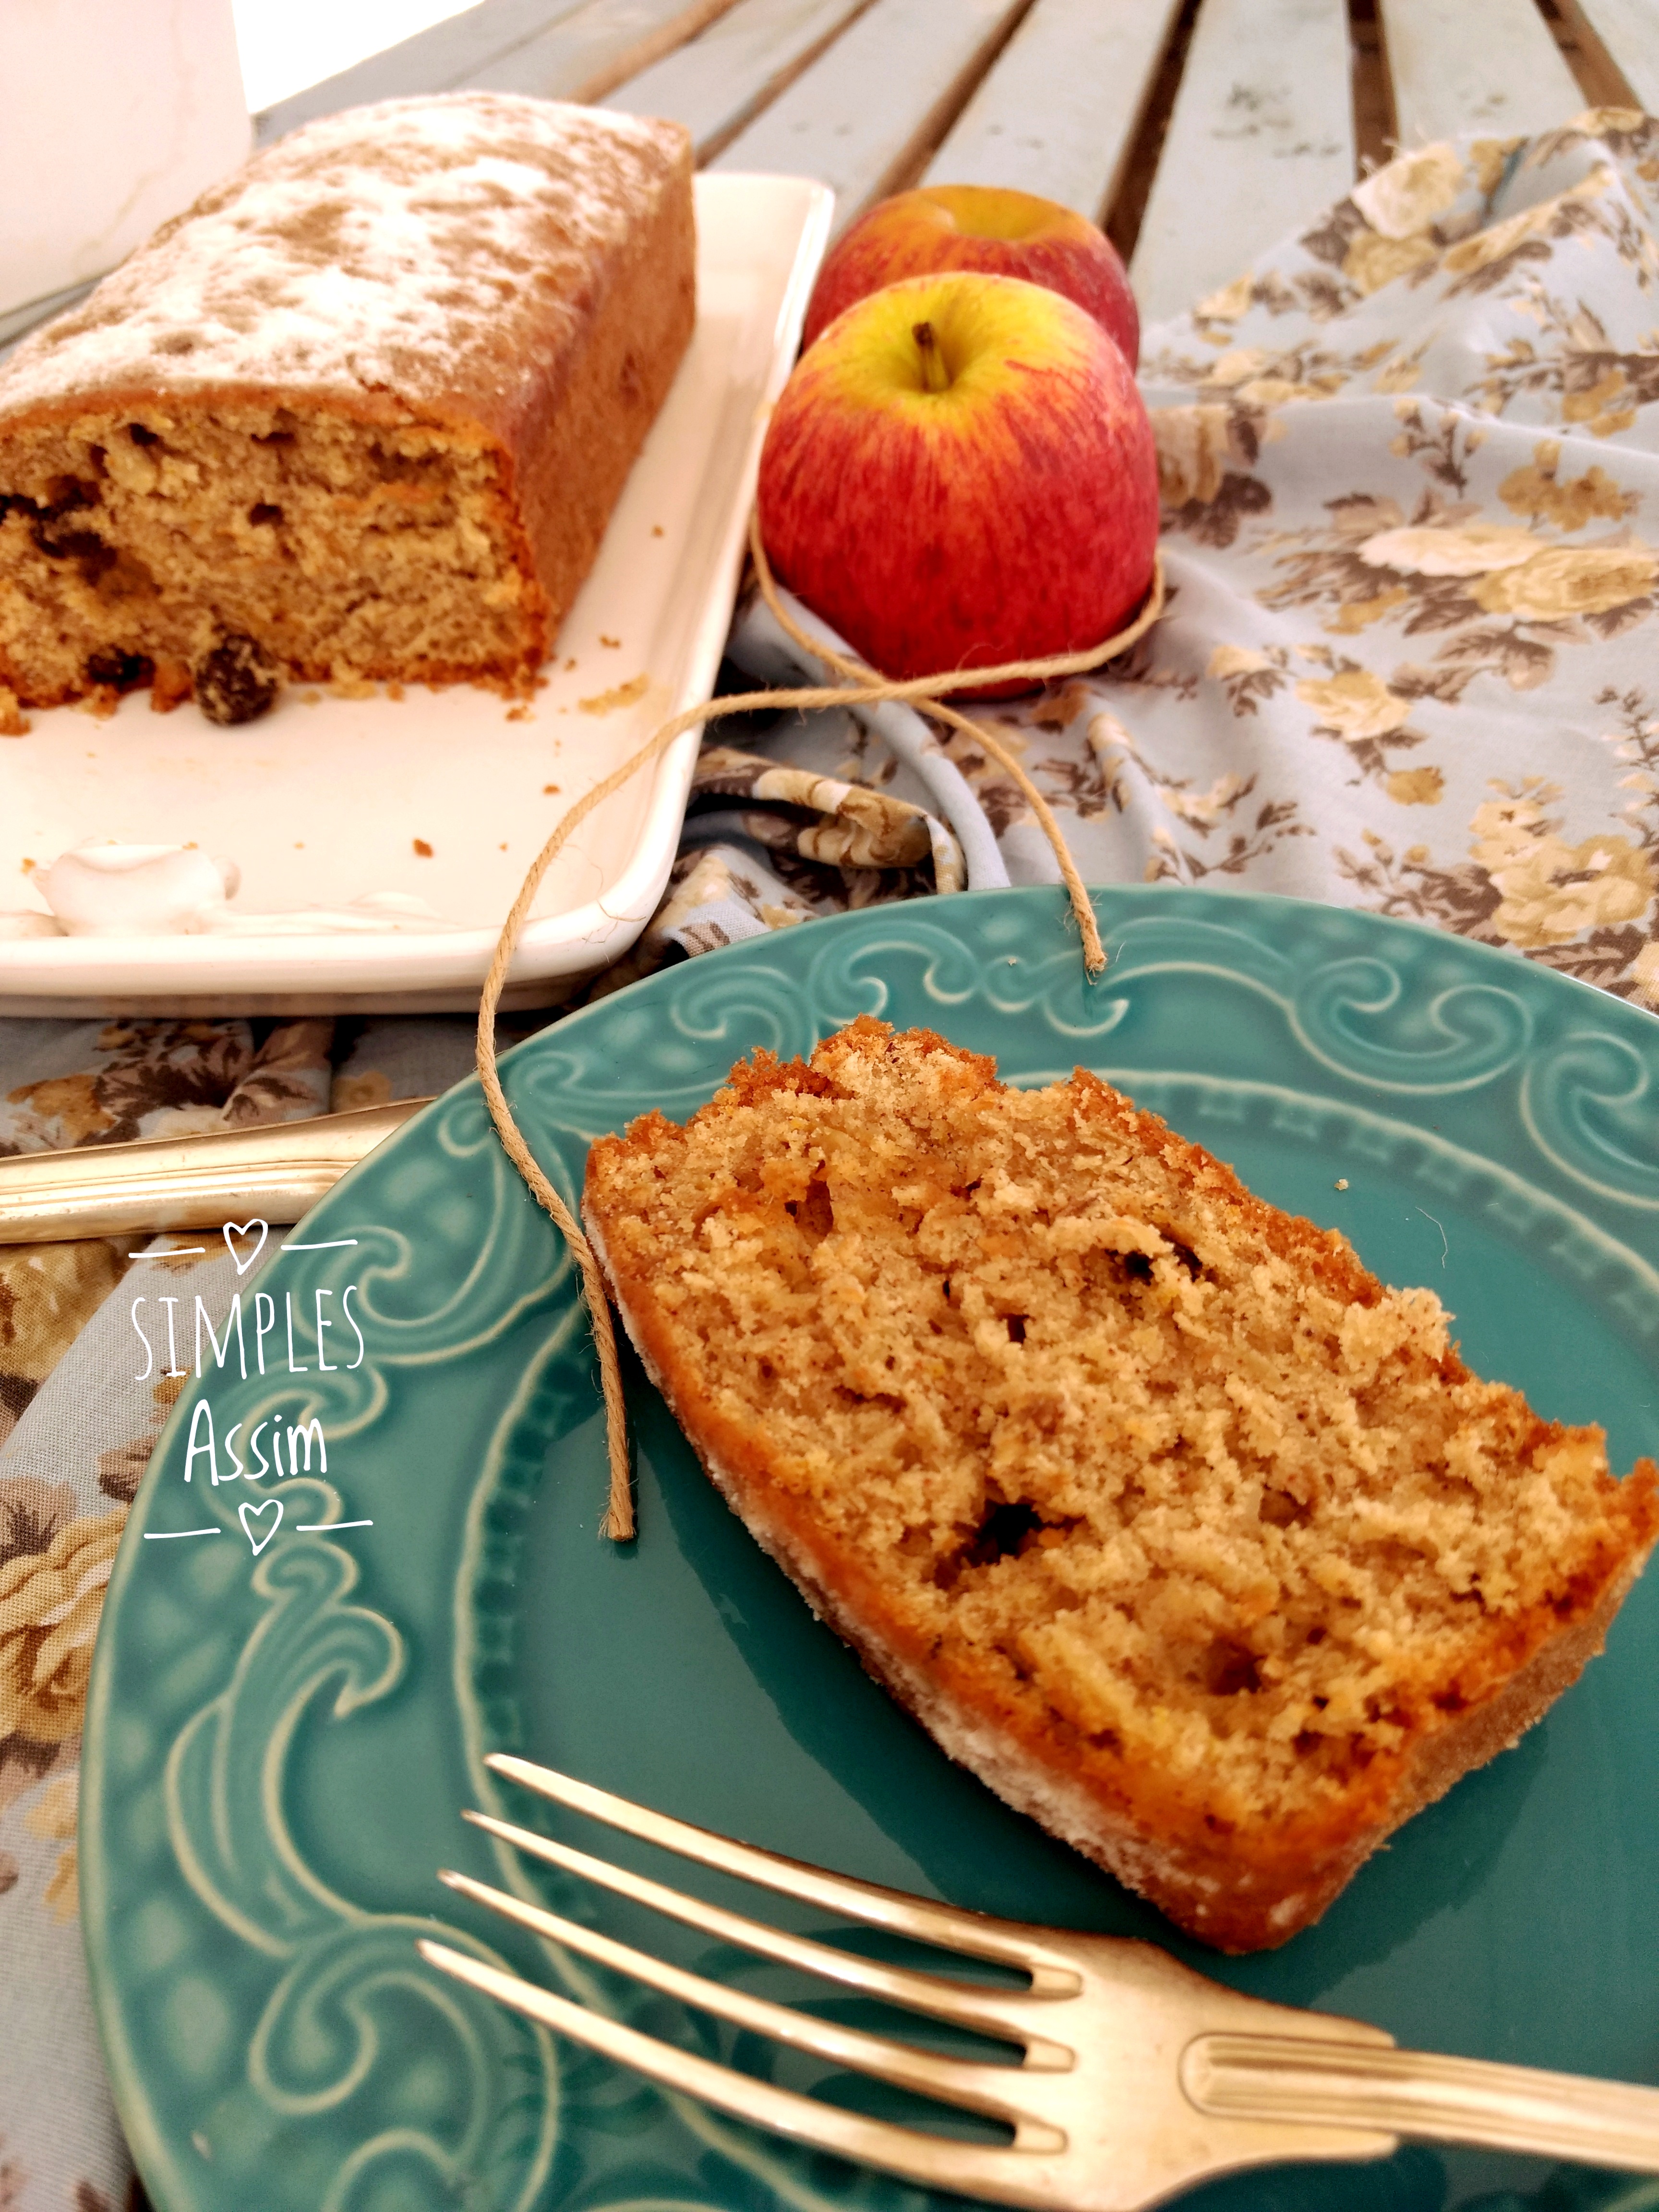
<box><xmin>1522</xmin><ymin>1029</ymin><xmax>1659</xmax><ymax>1209</ymax></box>
<box><xmin>496</xmin><ymin>893</ymin><xmax>1659</xmax><ymax>1217</ymax></box>
<box><xmin>448</xmin><ymin>891</ymin><xmax>1659</xmax><ymax>2212</ymax></box>
<box><xmin>90</xmin><ymin>1516</ymin><xmax>557</xmax><ymax>2212</ymax></box>
<box><xmin>86</xmin><ymin>886</ymin><xmax>1659</xmax><ymax>2212</ymax></box>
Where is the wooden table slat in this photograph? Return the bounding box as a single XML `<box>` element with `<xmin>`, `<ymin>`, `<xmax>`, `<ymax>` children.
<box><xmin>1130</xmin><ymin>0</ymin><xmax>1355</xmax><ymax>326</ymax></box>
<box><xmin>256</xmin><ymin>0</ymin><xmax>591</xmax><ymax>140</ymax></box>
<box><xmin>1380</xmin><ymin>0</ymin><xmax>1585</xmax><ymax>146</ymax></box>
<box><xmin>709</xmin><ymin>0</ymin><xmax>1029</xmax><ymax>235</ymax></box>
<box><xmin>1562</xmin><ymin>0</ymin><xmax>1659</xmax><ymax>113</ymax></box>
<box><xmin>606</xmin><ymin>0</ymin><xmax>871</xmax><ymax>157</ymax></box>
<box><xmin>465</xmin><ymin>0</ymin><xmax>743</xmax><ymax>104</ymax></box>
<box><xmin>921</xmin><ymin>0</ymin><xmax>1184</xmax><ymax>222</ymax></box>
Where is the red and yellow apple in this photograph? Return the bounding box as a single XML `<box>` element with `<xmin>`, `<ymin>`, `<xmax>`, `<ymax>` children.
<box><xmin>757</xmin><ymin>270</ymin><xmax>1158</xmax><ymax>694</ymax></box>
<box><xmin>801</xmin><ymin>184</ymin><xmax>1139</xmax><ymax>368</ymax></box>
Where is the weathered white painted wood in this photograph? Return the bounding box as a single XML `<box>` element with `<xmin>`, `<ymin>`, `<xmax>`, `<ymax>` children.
<box><xmin>1564</xmin><ymin>0</ymin><xmax>1659</xmax><ymax>113</ymax></box>
<box><xmin>257</xmin><ymin>0</ymin><xmax>738</xmax><ymax>135</ymax></box>
<box><xmin>922</xmin><ymin>0</ymin><xmax>1182</xmax><ymax>221</ymax></box>
<box><xmin>711</xmin><ymin>0</ymin><xmax>1028</xmax><ymax>235</ymax></box>
<box><xmin>1130</xmin><ymin>0</ymin><xmax>1354</xmax><ymax>325</ymax></box>
<box><xmin>607</xmin><ymin>0</ymin><xmax>868</xmax><ymax>156</ymax></box>
<box><xmin>257</xmin><ymin>0</ymin><xmax>589</xmax><ymax>138</ymax></box>
<box><xmin>1380</xmin><ymin>0</ymin><xmax>1584</xmax><ymax>145</ymax></box>
<box><xmin>470</xmin><ymin>0</ymin><xmax>742</xmax><ymax>102</ymax></box>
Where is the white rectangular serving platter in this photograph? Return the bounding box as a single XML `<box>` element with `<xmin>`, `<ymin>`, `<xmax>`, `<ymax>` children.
<box><xmin>0</xmin><ymin>170</ymin><xmax>833</xmax><ymax>1015</ymax></box>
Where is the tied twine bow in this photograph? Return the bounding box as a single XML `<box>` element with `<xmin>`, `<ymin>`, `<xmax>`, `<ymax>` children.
<box><xmin>476</xmin><ymin>514</ymin><xmax>1166</xmax><ymax>1539</ymax></box>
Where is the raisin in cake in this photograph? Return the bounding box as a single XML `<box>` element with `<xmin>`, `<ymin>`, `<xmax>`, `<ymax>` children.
<box><xmin>0</xmin><ymin>93</ymin><xmax>694</xmax><ymax>721</ymax></box>
<box><xmin>583</xmin><ymin>1018</ymin><xmax>1659</xmax><ymax>1952</ymax></box>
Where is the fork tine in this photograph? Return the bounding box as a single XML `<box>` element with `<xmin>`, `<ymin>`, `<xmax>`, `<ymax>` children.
<box><xmin>464</xmin><ymin>1806</ymin><xmax>1074</xmax><ymax>2063</ymax></box>
<box><xmin>439</xmin><ymin>1865</ymin><xmax>1064</xmax><ymax>2135</ymax></box>
<box><xmin>418</xmin><ymin>1938</ymin><xmax>1058</xmax><ymax>2203</ymax></box>
<box><xmin>485</xmin><ymin>1755</ymin><xmax>1079</xmax><ymax>1993</ymax></box>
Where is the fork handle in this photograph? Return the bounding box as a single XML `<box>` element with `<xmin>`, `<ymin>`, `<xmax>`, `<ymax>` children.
<box><xmin>0</xmin><ymin>1097</ymin><xmax>430</xmax><ymax>1244</ymax></box>
<box><xmin>1184</xmin><ymin>2033</ymin><xmax>1659</xmax><ymax>2174</ymax></box>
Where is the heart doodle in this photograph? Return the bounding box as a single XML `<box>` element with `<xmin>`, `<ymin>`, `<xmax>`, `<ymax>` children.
<box><xmin>223</xmin><ymin>1219</ymin><xmax>268</xmax><ymax>1275</ymax></box>
<box><xmin>238</xmin><ymin>1497</ymin><xmax>282</xmax><ymax>1555</ymax></box>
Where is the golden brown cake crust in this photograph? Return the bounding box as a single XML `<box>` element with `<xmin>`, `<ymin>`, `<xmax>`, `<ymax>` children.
<box><xmin>0</xmin><ymin>94</ymin><xmax>694</xmax><ymax>708</ymax></box>
<box><xmin>584</xmin><ymin>1017</ymin><xmax>1659</xmax><ymax>1952</ymax></box>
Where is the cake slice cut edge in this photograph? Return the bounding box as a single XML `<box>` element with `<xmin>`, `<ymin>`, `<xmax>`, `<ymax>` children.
<box><xmin>0</xmin><ymin>93</ymin><xmax>696</xmax><ymax>719</ymax></box>
<box><xmin>582</xmin><ymin>1017</ymin><xmax>1659</xmax><ymax>1951</ymax></box>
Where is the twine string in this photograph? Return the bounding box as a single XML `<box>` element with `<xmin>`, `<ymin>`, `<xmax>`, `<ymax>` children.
<box><xmin>476</xmin><ymin>513</ymin><xmax>1165</xmax><ymax>1539</ymax></box>
<box><xmin>742</xmin><ymin>523</ymin><xmax>1165</xmax><ymax>976</ymax></box>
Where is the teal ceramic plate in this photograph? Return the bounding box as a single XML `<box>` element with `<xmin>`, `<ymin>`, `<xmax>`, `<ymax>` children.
<box><xmin>84</xmin><ymin>887</ymin><xmax>1659</xmax><ymax>2212</ymax></box>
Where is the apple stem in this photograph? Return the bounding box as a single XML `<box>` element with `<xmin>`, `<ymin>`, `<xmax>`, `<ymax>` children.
<box><xmin>912</xmin><ymin>320</ymin><xmax>950</xmax><ymax>395</ymax></box>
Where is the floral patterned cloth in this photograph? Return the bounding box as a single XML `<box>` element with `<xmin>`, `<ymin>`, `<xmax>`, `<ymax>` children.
<box><xmin>8</xmin><ymin>108</ymin><xmax>1659</xmax><ymax>2210</ymax></box>
<box><xmin>1110</xmin><ymin>108</ymin><xmax>1659</xmax><ymax>1002</ymax></box>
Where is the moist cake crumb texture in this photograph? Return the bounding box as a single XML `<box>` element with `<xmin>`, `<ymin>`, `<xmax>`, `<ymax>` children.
<box><xmin>585</xmin><ymin>1017</ymin><xmax>1659</xmax><ymax>1949</ymax></box>
<box><xmin>0</xmin><ymin>93</ymin><xmax>694</xmax><ymax>712</ymax></box>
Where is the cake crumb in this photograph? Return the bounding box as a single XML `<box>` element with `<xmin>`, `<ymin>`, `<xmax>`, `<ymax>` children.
<box><xmin>578</xmin><ymin>673</ymin><xmax>649</xmax><ymax>715</ymax></box>
<box><xmin>0</xmin><ymin>686</ymin><xmax>30</xmax><ymax>736</ymax></box>
<box><xmin>651</xmin><ymin>524</ymin><xmax>664</xmax><ymax>537</ymax></box>
<box><xmin>506</xmin><ymin>704</ymin><xmax>533</xmax><ymax>722</ymax></box>
<box><xmin>1334</xmin><ymin>1178</ymin><xmax>1349</xmax><ymax>1190</ymax></box>
<box><xmin>150</xmin><ymin>659</ymin><xmax>193</xmax><ymax>712</ymax></box>
<box><xmin>599</xmin><ymin>634</ymin><xmax>621</xmax><ymax>649</ymax></box>
<box><xmin>586</xmin><ymin>1018</ymin><xmax>1659</xmax><ymax>1954</ymax></box>
<box><xmin>542</xmin><ymin>783</ymin><xmax>561</xmax><ymax>794</ymax></box>
<box><xmin>413</xmin><ymin>838</ymin><xmax>433</xmax><ymax>857</ymax></box>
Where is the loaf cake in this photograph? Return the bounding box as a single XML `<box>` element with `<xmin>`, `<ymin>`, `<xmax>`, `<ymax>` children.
<box><xmin>583</xmin><ymin>1018</ymin><xmax>1659</xmax><ymax>1951</ymax></box>
<box><xmin>0</xmin><ymin>93</ymin><xmax>694</xmax><ymax>721</ymax></box>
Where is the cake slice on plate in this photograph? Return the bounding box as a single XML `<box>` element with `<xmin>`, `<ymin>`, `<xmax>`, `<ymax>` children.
<box><xmin>583</xmin><ymin>1017</ymin><xmax>1659</xmax><ymax>1952</ymax></box>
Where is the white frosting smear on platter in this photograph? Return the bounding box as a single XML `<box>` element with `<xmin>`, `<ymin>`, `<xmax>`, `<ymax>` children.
<box><xmin>4</xmin><ymin>842</ymin><xmax>461</xmax><ymax>937</ymax></box>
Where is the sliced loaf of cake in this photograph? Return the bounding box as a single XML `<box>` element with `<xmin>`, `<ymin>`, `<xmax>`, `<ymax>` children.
<box><xmin>583</xmin><ymin>1017</ymin><xmax>1659</xmax><ymax>1951</ymax></box>
<box><xmin>0</xmin><ymin>93</ymin><xmax>694</xmax><ymax>720</ymax></box>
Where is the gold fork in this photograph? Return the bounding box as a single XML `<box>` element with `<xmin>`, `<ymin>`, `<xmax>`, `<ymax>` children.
<box><xmin>0</xmin><ymin>1096</ymin><xmax>429</xmax><ymax>1244</ymax></box>
<box><xmin>420</xmin><ymin>1757</ymin><xmax>1659</xmax><ymax>2208</ymax></box>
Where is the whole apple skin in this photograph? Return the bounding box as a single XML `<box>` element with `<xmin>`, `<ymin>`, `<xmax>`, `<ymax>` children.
<box><xmin>801</xmin><ymin>184</ymin><xmax>1139</xmax><ymax>367</ymax></box>
<box><xmin>757</xmin><ymin>270</ymin><xmax>1158</xmax><ymax>696</ymax></box>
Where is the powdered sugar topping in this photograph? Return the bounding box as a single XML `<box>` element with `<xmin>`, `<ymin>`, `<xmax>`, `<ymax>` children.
<box><xmin>0</xmin><ymin>94</ymin><xmax>686</xmax><ymax>418</ymax></box>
